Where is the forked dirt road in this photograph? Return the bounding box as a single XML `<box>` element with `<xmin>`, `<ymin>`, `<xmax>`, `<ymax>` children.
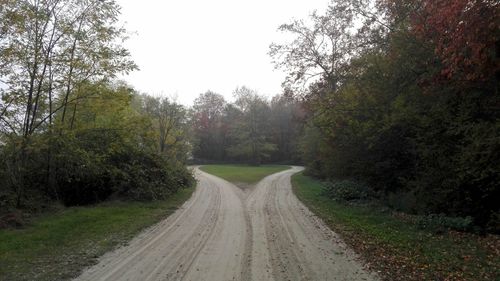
<box><xmin>75</xmin><ymin>167</ymin><xmax>378</xmax><ymax>281</ymax></box>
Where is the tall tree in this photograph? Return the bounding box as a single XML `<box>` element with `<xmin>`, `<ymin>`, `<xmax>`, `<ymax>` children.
<box><xmin>269</xmin><ymin>94</ymin><xmax>303</xmax><ymax>162</ymax></box>
<box><xmin>271</xmin><ymin>0</ymin><xmax>500</xmax><ymax>230</ymax></box>
<box><xmin>411</xmin><ymin>0</ymin><xmax>499</xmax><ymax>88</ymax></box>
<box><xmin>0</xmin><ymin>0</ymin><xmax>136</xmax><ymax>207</ymax></box>
<box><xmin>269</xmin><ymin>1</ymin><xmax>362</xmax><ymax>93</ymax></box>
<box><xmin>228</xmin><ymin>87</ymin><xmax>276</xmax><ymax>165</ymax></box>
<box><xmin>0</xmin><ymin>0</ymin><xmax>136</xmax><ymax>138</ymax></box>
<box><xmin>191</xmin><ymin>91</ymin><xmax>227</xmax><ymax>160</ymax></box>
<box><xmin>135</xmin><ymin>95</ymin><xmax>190</xmax><ymax>163</ymax></box>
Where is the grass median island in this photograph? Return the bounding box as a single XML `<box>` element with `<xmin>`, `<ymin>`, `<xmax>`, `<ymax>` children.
<box><xmin>291</xmin><ymin>172</ymin><xmax>499</xmax><ymax>281</ymax></box>
<box><xmin>0</xmin><ymin>186</ymin><xmax>195</xmax><ymax>281</ymax></box>
<box><xmin>199</xmin><ymin>164</ymin><xmax>290</xmax><ymax>184</ymax></box>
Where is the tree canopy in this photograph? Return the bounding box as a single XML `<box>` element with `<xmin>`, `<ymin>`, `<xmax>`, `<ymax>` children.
<box><xmin>267</xmin><ymin>0</ymin><xmax>499</xmax><ymax>231</ymax></box>
<box><xmin>0</xmin><ymin>0</ymin><xmax>193</xmax><ymax>210</ymax></box>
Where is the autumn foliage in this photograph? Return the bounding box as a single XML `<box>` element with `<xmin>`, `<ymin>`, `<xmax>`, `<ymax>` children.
<box><xmin>411</xmin><ymin>0</ymin><xmax>499</xmax><ymax>85</ymax></box>
<box><xmin>271</xmin><ymin>0</ymin><xmax>500</xmax><ymax>235</ymax></box>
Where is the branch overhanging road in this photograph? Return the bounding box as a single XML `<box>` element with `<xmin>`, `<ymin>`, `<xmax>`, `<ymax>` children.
<box><xmin>75</xmin><ymin>166</ymin><xmax>378</xmax><ymax>281</ymax></box>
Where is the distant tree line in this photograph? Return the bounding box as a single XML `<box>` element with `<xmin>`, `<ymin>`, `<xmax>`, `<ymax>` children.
<box><xmin>0</xmin><ymin>0</ymin><xmax>193</xmax><ymax>213</ymax></box>
<box><xmin>190</xmin><ymin>87</ymin><xmax>303</xmax><ymax>165</ymax></box>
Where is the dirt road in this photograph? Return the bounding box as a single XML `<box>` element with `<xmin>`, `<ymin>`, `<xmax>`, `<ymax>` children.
<box><xmin>75</xmin><ymin>167</ymin><xmax>378</xmax><ymax>281</ymax></box>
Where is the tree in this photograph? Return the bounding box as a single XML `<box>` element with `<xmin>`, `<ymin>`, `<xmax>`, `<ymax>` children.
<box><xmin>0</xmin><ymin>0</ymin><xmax>136</xmax><ymax>207</ymax></box>
<box><xmin>269</xmin><ymin>1</ymin><xmax>362</xmax><ymax>93</ymax></box>
<box><xmin>228</xmin><ymin>87</ymin><xmax>276</xmax><ymax>165</ymax></box>
<box><xmin>268</xmin><ymin>94</ymin><xmax>303</xmax><ymax>162</ymax></box>
<box><xmin>272</xmin><ymin>0</ymin><xmax>500</xmax><ymax>231</ymax></box>
<box><xmin>42</xmin><ymin>83</ymin><xmax>192</xmax><ymax>204</ymax></box>
<box><xmin>0</xmin><ymin>0</ymin><xmax>136</xmax><ymax>138</ymax></box>
<box><xmin>134</xmin><ymin>95</ymin><xmax>190</xmax><ymax>163</ymax></box>
<box><xmin>191</xmin><ymin>91</ymin><xmax>227</xmax><ymax>160</ymax></box>
<box><xmin>411</xmin><ymin>0</ymin><xmax>499</xmax><ymax>87</ymax></box>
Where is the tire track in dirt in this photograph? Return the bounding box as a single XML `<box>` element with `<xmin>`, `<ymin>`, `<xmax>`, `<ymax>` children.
<box><xmin>180</xmin><ymin>172</ymin><xmax>248</xmax><ymax>281</ymax></box>
<box><xmin>254</xmin><ymin>167</ymin><xmax>378</xmax><ymax>281</ymax></box>
<box><xmin>75</xmin><ymin>168</ymin><xmax>246</xmax><ymax>281</ymax></box>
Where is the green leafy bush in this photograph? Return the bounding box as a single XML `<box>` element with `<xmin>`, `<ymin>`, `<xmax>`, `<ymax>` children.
<box><xmin>53</xmin><ymin>136</ymin><xmax>194</xmax><ymax>205</ymax></box>
<box><xmin>416</xmin><ymin>214</ymin><xmax>473</xmax><ymax>233</ymax></box>
<box><xmin>323</xmin><ymin>180</ymin><xmax>372</xmax><ymax>201</ymax></box>
<box><xmin>386</xmin><ymin>191</ymin><xmax>419</xmax><ymax>214</ymax></box>
<box><xmin>0</xmin><ymin>131</ymin><xmax>194</xmax><ymax>209</ymax></box>
<box><xmin>486</xmin><ymin>212</ymin><xmax>500</xmax><ymax>234</ymax></box>
<box><xmin>110</xmin><ymin>149</ymin><xmax>194</xmax><ymax>201</ymax></box>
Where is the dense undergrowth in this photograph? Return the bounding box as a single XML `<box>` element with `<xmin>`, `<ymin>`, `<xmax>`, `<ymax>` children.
<box><xmin>0</xmin><ymin>84</ymin><xmax>194</xmax><ymax>227</ymax></box>
<box><xmin>292</xmin><ymin>172</ymin><xmax>500</xmax><ymax>281</ymax></box>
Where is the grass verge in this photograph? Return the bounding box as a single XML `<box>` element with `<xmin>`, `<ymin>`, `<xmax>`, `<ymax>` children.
<box><xmin>0</xmin><ymin>186</ymin><xmax>195</xmax><ymax>281</ymax></box>
<box><xmin>199</xmin><ymin>164</ymin><xmax>289</xmax><ymax>185</ymax></box>
<box><xmin>291</xmin><ymin>172</ymin><xmax>499</xmax><ymax>281</ymax></box>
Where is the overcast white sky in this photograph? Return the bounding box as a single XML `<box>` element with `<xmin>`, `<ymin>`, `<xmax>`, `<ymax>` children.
<box><xmin>116</xmin><ymin>0</ymin><xmax>330</xmax><ymax>105</ymax></box>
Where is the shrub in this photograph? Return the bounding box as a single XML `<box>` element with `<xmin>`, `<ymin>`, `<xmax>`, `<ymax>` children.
<box><xmin>416</xmin><ymin>214</ymin><xmax>473</xmax><ymax>233</ymax></box>
<box><xmin>386</xmin><ymin>191</ymin><xmax>419</xmax><ymax>214</ymax></box>
<box><xmin>323</xmin><ymin>180</ymin><xmax>372</xmax><ymax>201</ymax></box>
<box><xmin>486</xmin><ymin>212</ymin><xmax>500</xmax><ymax>234</ymax></box>
<box><xmin>109</xmin><ymin>149</ymin><xmax>194</xmax><ymax>201</ymax></box>
<box><xmin>0</xmin><ymin>132</ymin><xmax>194</xmax><ymax>208</ymax></box>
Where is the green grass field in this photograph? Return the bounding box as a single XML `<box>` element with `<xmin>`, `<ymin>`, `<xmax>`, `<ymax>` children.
<box><xmin>291</xmin><ymin>172</ymin><xmax>499</xmax><ymax>281</ymax></box>
<box><xmin>0</xmin><ymin>186</ymin><xmax>195</xmax><ymax>281</ymax></box>
<box><xmin>199</xmin><ymin>164</ymin><xmax>290</xmax><ymax>184</ymax></box>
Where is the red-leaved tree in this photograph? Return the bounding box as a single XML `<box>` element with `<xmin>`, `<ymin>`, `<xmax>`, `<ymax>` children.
<box><xmin>411</xmin><ymin>0</ymin><xmax>499</xmax><ymax>86</ymax></box>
